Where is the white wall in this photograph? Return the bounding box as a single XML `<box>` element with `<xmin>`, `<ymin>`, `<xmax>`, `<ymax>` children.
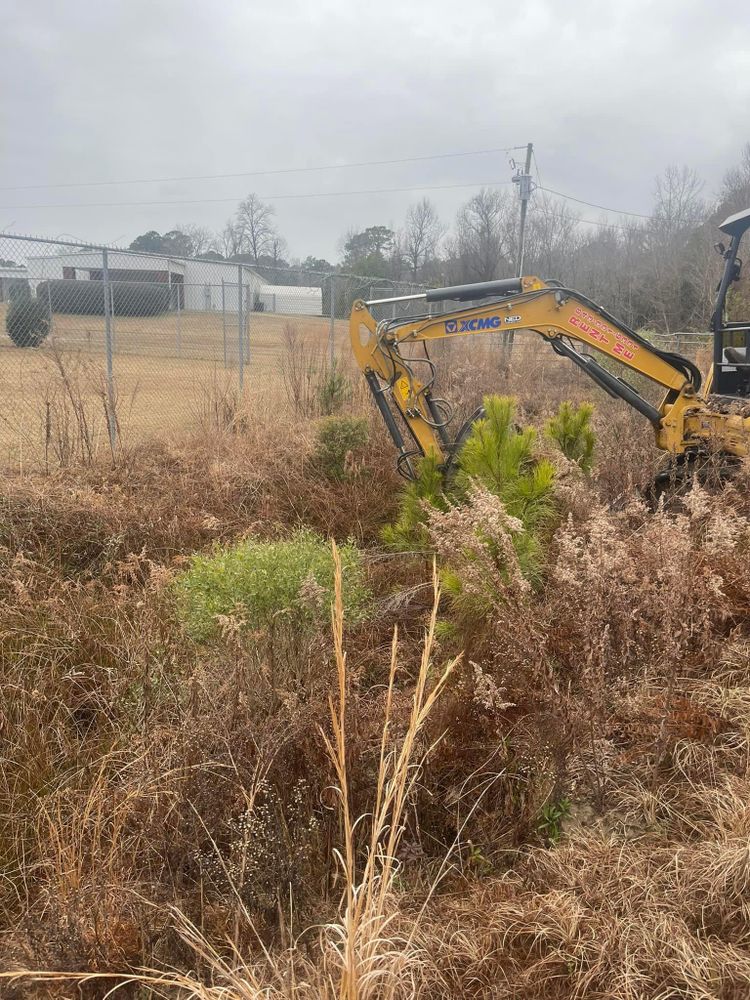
<box><xmin>182</xmin><ymin>261</ymin><xmax>265</xmax><ymax>312</ymax></box>
<box><xmin>25</xmin><ymin>252</ymin><xmax>280</xmax><ymax>315</ymax></box>
<box><xmin>26</xmin><ymin>252</ymin><xmax>186</xmax><ymax>292</ymax></box>
<box><xmin>258</xmin><ymin>285</ymin><xmax>323</xmax><ymax>316</ymax></box>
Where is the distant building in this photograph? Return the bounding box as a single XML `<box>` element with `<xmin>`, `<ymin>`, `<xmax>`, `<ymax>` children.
<box><xmin>25</xmin><ymin>250</ymin><xmax>265</xmax><ymax>313</ymax></box>
<box><xmin>0</xmin><ymin>264</ymin><xmax>28</xmax><ymax>302</ymax></box>
<box><xmin>259</xmin><ymin>284</ymin><xmax>323</xmax><ymax>316</ymax></box>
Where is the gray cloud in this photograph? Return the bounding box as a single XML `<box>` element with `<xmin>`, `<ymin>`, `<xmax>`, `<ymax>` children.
<box><xmin>1</xmin><ymin>0</ymin><xmax>749</xmax><ymax>258</ymax></box>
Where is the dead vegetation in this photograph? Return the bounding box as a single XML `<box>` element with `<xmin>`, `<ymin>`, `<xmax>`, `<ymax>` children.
<box><xmin>2</xmin><ymin>353</ymin><xmax>750</xmax><ymax>999</ymax></box>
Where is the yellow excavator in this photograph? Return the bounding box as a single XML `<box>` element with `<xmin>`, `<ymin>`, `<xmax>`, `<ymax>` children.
<box><xmin>350</xmin><ymin>207</ymin><xmax>750</xmax><ymax>481</ymax></box>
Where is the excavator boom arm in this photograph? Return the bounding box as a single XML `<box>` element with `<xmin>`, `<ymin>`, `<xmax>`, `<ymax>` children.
<box><xmin>350</xmin><ymin>276</ymin><xmax>701</xmax><ymax>475</ymax></box>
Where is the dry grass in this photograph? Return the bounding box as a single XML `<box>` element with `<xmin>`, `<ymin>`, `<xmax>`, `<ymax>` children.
<box><xmin>1</xmin><ymin>355</ymin><xmax>750</xmax><ymax>998</ymax></box>
<box><xmin>0</xmin><ymin>306</ymin><xmax>349</xmax><ymax>469</ymax></box>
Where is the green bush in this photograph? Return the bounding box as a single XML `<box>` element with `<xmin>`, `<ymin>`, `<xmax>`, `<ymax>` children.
<box><xmin>174</xmin><ymin>530</ymin><xmax>368</xmax><ymax>642</ymax></box>
<box><xmin>454</xmin><ymin>396</ymin><xmax>556</xmax><ymax>534</ymax></box>
<box><xmin>317</xmin><ymin>360</ymin><xmax>351</xmax><ymax>415</ymax></box>
<box><xmin>5</xmin><ymin>295</ymin><xmax>50</xmax><ymax>348</ymax></box>
<box><xmin>37</xmin><ymin>279</ymin><xmax>170</xmax><ymax>316</ymax></box>
<box><xmin>381</xmin><ymin>454</ymin><xmax>447</xmax><ymax>551</ymax></box>
<box><xmin>382</xmin><ymin>396</ymin><xmax>557</xmax><ymax>557</ymax></box>
<box><xmin>310</xmin><ymin>416</ymin><xmax>369</xmax><ymax>480</ymax></box>
<box><xmin>545</xmin><ymin>401</ymin><xmax>595</xmax><ymax>472</ymax></box>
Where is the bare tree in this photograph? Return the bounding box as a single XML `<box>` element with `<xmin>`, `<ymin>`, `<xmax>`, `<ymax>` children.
<box><xmin>651</xmin><ymin>166</ymin><xmax>705</xmax><ymax>237</ymax></box>
<box><xmin>401</xmin><ymin>198</ymin><xmax>444</xmax><ymax>278</ymax></box>
<box><xmin>174</xmin><ymin>223</ymin><xmax>218</xmax><ymax>257</ymax></box>
<box><xmin>524</xmin><ymin>193</ymin><xmax>581</xmax><ymax>283</ymax></box>
<box><xmin>235</xmin><ymin>193</ymin><xmax>279</xmax><ymax>263</ymax></box>
<box><xmin>453</xmin><ymin>188</ymin><xmax>516</xmax><ymax>282</ymax></box>
<box><xmin>220</xmin><ymin>219</ymin><xmax>243</xmax><ymax>258</ymax></box>
<box><xmin>646</xmin><ymin>166</ymin><xmax>707</xmax><ymax>331</ymax></box>
<box><xmin>719</xmin><ymin>143</ymin><xmax>750</xmax><ymax>216</ymax></box>
<box><xmin>268</xmin><ymin>235</ymin><xmax>288</xmax><ymax>266</ymax></box>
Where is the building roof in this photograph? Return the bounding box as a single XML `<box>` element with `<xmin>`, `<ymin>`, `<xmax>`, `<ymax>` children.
<box><xmin>25</xmin><ymin>249</ymin><xmax>266</xmax><ymax>283</ymax></box>
<box><xmin>26</xmin><ymin>249</ymin><xmax>187</xmax><ymax>272</ymax></box>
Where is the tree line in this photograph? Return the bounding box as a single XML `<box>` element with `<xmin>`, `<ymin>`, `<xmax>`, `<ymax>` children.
<box><xmin>129</xmin><ymin>144</ymin><xmax>750</xmax><ymax>333</ymax></box>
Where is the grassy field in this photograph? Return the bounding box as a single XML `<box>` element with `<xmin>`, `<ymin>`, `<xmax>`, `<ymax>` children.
<box><xmin>0</xmin><ymin>299</ymin><xmax>710</xmax><ymax>472</ymax></box>
<box><xmin>0</xmin><ymin>305</ymin><xmax>350</xmax><ymax>468</ymax></box>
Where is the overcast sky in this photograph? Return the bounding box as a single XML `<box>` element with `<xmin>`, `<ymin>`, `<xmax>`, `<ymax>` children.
<box><xmin>1</xmin><ymin>0</ymin><xmax>749</xmax><ymax>262</ymax></box>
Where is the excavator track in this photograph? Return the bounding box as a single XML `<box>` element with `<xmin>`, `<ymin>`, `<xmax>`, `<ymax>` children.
<box><xmin>646</xmin><ymin>452</ymin><xmax>742</xmax><ymax>508</ymax></box>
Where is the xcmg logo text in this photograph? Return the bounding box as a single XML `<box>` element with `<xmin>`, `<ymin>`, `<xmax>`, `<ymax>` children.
<box><xmin>444</xmin><ymin>316</ymin><xmax>501</xmax><ymax>333</ymax></box>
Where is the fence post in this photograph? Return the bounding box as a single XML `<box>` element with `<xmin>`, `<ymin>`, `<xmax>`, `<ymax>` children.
<box><xmin>329</xmin><ymin>274</ymin><xmax>336</xmax><ymax>368</ymax></box>
<box><xmin>110</xmin><ymin>284</ymin><xmax>116</xmax><ymax>352</ymax></box>
<box><xmin>102</xmin><ymin>249</ymin><xmax>117</xmax><ymax>451</ymax></box>
<box><xmin>237</xmin><ymin>265</ymin><xmax>244</xmax><ymax>391</ymax></box>
<box><xmin>221</xmin><ymin>278</ymin><xmax>227</xmax><ymax>367</ymax></box>
<box><xmin>245</xmin><ymin>283</ymin><xmax>250</xmax><ymax>367</ymax></box>
<box><xmin>46</xmin><ymin>280</ymin><xmax>53</xmax><ymax>338</ymax></box>
<box><xmin>176</xmin><ymin>287</ymin><xmax>182</xmax><ymax>357</ymax></box>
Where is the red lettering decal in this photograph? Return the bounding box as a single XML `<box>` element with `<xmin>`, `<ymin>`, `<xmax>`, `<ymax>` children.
<box><xmin>613</xmin><ymin>343</ymin><xmax>635</xmax><ymax>361</ymax></box>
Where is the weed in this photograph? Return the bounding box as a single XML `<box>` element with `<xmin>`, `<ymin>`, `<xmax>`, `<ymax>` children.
<box><xmin>537</xmin><ymin>797</ymin><xmax>572</xmax><ymax>844</ymax></box>
<box><xmin>173</xmin><ymin>528</ymin><xmax>368</xmax><ymax>641</ymax></box>
<box><xmin>310</xmin><ymin>415</ymin><xmax>369</xmax><ymax>481</ymax></box>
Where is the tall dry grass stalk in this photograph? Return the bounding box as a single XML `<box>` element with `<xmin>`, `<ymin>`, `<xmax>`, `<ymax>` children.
<box><xmin>321</xmin><ymin>544</ymin><xmax>457</xmax><ymax>1000</ymax></box>
<box><xmin>2</xmin><ymin>543</ymin><xmax>457</xmax><ymax>999</ymax></box>
<box><xmin>193</xmin><ymin>368</ymin><xmax>248</xmax><ymax>435</ymax></box>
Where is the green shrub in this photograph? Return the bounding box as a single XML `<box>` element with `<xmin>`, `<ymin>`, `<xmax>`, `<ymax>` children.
<box><xmin>381</xmin><ymin>453</ymin><xmax>447</xmax><ymax>551</ymax></box>
<box><xmin>454</xmin><ymin>396</ymin><xmax>557</xmax><ymax>534</ymax></box>
<box><xmin>317</xmin><ymin>360</ymin><xmax>351</xmax><ymax>415</ymax></box>
<box><xmin>174</xmin><ymin>530</ymin><xmax>368</xmax><ymax>642</ymax></box>
<box><xmin>310</xmin><ymin>416</ymin><xmax>369</xmax><ymax>480</ymax></box>
<box><xmin>37</xmin><ymin>279</ymin><xmax>170</xmax><ymax>316</ymax></box>
<box><xmin>5</xmin><ymin>295</ymin><xmax>50</xmax><ymax>348</ymax></box>
<box><xmin>545</xmin><ymin>401</ymin><xmax>595</xmax><ymax>472</ymax></box>
<box><xmin>383</xmin><ymin>397</ymin><xmax>557</xmax><ymax>554</ymax></box>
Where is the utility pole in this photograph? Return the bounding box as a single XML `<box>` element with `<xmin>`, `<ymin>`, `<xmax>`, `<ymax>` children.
<box><xmin>513</xmin><ymin>142</ymin><xmax>534</xmax><ymax>277</ymax></box>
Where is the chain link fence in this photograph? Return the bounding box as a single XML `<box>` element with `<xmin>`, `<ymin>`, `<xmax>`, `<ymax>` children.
<box><xmin>0</xmin><ymin>230</ymin><xmax>721</xmax><ymax>472</ymax></box>
<box><xmin>0</xmin><ymin>232</ymin><xmax>429</xmax><ymax>470</ymax></box>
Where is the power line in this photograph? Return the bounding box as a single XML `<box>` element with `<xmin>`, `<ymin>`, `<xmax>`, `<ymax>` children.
<box><xmin>531</xmin><ymin>148</ymin><xmax>544</xmax><ymax>190</ymax></box>
<box><xmin>0</xmin><ymin>179</ymin><xmax>514</xmax><ymax>211</ymax></box>
<box><xmin>576</xmin><ymin>216</ymin><xmax>633</xmax><ymax>233</ymax></box>
<box><xmin>538</xmin><ymin>185</ymin><xmax>650</xmax><ymax>219</ymax></box>
<box><xmin>0</xmin><ymin>145</ymin><xmax>528</xmax><ymax>194</ymax></box>
<box><xmin>528</xmin><ymin>158</ymin><xmax>635</xmax><ymax>233</ymax></box>
<box><xmin>528</xmin><ymin>154</ymin><xmax>642</xmax><ymax>231</ymax></box>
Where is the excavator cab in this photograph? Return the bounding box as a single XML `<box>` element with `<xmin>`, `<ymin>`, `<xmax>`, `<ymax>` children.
<box><xmin>710</xmin><ymin>207</ymin><xmax>750</xmax><ymax>397</ymax></box>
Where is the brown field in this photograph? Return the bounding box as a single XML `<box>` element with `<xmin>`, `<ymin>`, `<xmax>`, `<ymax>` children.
<box><xmin>2</xmin><ymin>362</ymin><xmax>749</xmax><ymax>997</ymax></box>
<box><xmin>0</xmin><ymin>300</ymin><xmax>707</xmax><ymax>472</ymax></box>
<box><xmin>0</xmin><ymin>305</ymin><xmax>350</xmax><ymax>468</ymax></box>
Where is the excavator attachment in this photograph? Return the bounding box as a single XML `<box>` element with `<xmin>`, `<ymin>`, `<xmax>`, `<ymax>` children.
<box><xmin>350</xmin><ymin>206</ymin><xmax>750</xmax><ymax>480</ymax></box>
